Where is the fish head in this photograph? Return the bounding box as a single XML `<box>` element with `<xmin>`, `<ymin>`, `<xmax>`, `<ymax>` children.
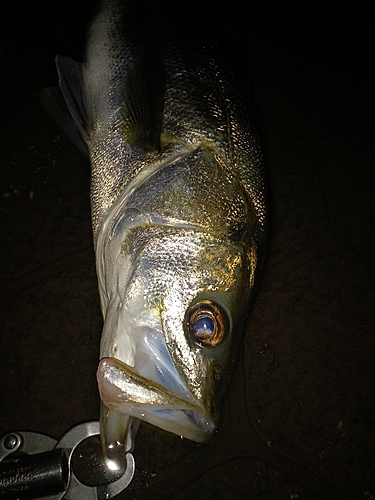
<box><xmin>96</xmin><ymin>148</ymin><xmax>261</xmax><ymax>446</ymax></box>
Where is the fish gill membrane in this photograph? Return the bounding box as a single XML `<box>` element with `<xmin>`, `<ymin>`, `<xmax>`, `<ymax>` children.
<box><xmin>40</xmin><ymin>0</ymin><xmax>268</xmax><ymax>474</ymax></box>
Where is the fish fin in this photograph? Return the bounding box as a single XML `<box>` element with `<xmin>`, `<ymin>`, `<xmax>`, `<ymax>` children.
<box><xmin>55</xmin><ymin>55</ymin><xmax>92</xmax><ymax>143</ymax></box>
<box><xmin>40</xmin><ymin>55</ymin><xmax>92</xmax><ymax>154</ymax></box>
<box><xmin>40</xmin><ymin>86</ymin><xmax>89</xmax><ymax>155</ymax></box>
<box><xmin>122</xmin><ymin>53</ymin><xmax>165</xmax><ymax>153</ymax></box>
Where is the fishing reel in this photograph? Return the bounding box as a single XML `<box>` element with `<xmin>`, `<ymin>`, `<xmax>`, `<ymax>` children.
<box><xmin>0</xmin><ymin>422</ymin><xmax>135</xmax><ymax>499</ymax></box>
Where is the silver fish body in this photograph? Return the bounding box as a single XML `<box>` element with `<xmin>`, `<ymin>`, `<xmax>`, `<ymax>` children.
<box><xmin>43</xmin><ymin>0</ymin><xmax>267</xmax><ymax>471</ymax></box>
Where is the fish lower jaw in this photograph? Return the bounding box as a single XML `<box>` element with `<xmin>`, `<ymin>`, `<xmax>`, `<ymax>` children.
<box><xmin>104</xmin><ymin>402</ymin><xmax>215</xmax><ymax>443</ymax></box>
<box><xmin>97</xmin><ymin>357</ymin><xmax>216</xmax><ymax>443</ymax></box>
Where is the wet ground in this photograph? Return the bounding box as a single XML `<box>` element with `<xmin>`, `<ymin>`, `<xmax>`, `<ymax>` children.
<box><xmin>1</xmin><ymin>1</ymin><xmax>374</xmax><ymax>499</ymax></box>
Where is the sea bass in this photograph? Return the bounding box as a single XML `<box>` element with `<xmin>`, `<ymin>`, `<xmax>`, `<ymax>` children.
<box><xmin>42</xmin><ymin>0</ymin><xmax>267</xmax><ymax>471</ymax></box>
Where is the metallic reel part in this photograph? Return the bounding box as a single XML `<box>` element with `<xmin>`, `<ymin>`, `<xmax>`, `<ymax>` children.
<box><xmin>0</xmin><ymin>430</ymin><xmax>65</xmax><ymax>500</ymax></box>
<box><xmin>0</xmin><ymin>422</ymin><xmax>135</xmax><ymax>500</ymax></box>
<box><xmin>55</xmin><ymin>421</ymin><xmax>135</xmax><ymax>500</ymax></box>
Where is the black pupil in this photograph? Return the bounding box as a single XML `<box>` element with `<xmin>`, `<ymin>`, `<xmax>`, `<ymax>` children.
<box><xmin>193</xmin><ymin>315</ymin><xmax>214</xmax><ymax>340</ymax></box>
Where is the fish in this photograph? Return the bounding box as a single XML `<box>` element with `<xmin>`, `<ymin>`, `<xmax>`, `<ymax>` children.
<box><xmin>41</xmin><ymin>0</ymin><xmax>268</xmax><ymax>473</ymax></box>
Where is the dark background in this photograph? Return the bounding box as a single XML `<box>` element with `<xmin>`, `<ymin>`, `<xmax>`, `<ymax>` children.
<box><xmin>1</xmin><ymin>1</ymin><xmax>374</xmax><ymax>498</ymax></box>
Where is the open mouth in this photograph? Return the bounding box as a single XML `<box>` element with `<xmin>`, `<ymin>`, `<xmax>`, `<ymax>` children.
<box><xmin>97</xmin><ymin>357</ymin><xmax>216</xmax><ymax>442</ymax></box>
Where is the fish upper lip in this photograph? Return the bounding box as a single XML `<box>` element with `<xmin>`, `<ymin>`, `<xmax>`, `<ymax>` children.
<box><xmin>97</xmin><ymin>357</ymin><xmax>217</xmax><ymax>441</ymax></box>
<box><xmin>97</xmin><ymin>357</ymin><xmax>205</xmax><ymax>412</ymax></box>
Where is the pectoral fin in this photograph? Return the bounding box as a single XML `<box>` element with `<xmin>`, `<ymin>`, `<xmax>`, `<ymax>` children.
<box><xmin>122</xmin><ymin>52</ymin><xmax>165</xmax><ymax>153</ymax></box>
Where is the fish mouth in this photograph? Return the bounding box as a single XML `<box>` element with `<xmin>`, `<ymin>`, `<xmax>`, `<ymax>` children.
<box><xmin>97</xmin><ymin>357</ymin><xmax>216</xmax><ymax>442</ymax></box>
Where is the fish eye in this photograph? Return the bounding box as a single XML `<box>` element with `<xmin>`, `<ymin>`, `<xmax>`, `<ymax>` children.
<box><xmin>187</xmin><ymin>301</ymin><xmax>227</xmax><ymax>347</ymax></box>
